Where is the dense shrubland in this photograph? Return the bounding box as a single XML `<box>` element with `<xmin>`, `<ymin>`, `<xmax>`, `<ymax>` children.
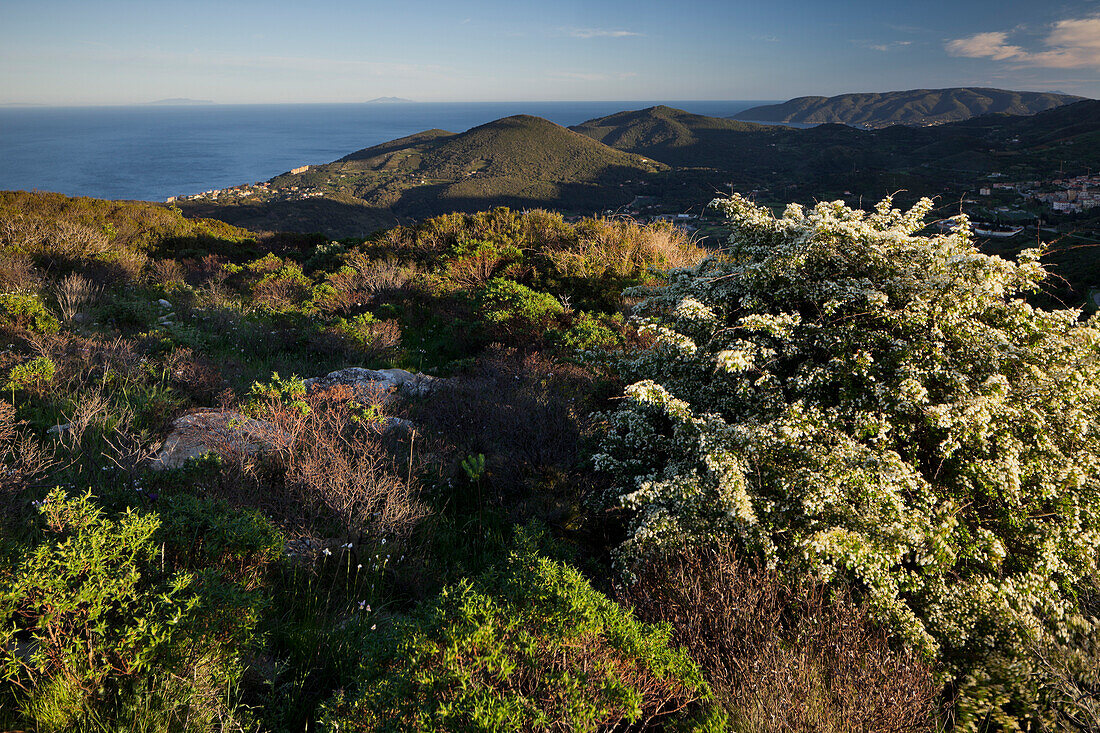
<box><xmin>0</xmin><ymin>190</ymin><xmax>1095</xmax><ymax>730</ymax></box>
<box><xmin>596</xmin><ymin>195</ymin><xmax>1100</xmax><ymax>730</ymax></box>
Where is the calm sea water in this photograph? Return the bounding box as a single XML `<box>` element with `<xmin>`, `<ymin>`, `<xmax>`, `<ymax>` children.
<box><xmin>0</xmin><ymin>101</ymin><xmax>776</xmax><ymax>202</ymax></box>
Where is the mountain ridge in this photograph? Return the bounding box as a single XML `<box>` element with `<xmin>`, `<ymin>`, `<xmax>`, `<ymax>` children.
<box><xmin>733</xmin><ymin>87</ymin><xmax>1088</xmax><ymax>129</ymax></box>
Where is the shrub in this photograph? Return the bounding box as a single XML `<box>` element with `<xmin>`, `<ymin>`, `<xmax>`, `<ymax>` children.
<box><xmin>479</xmin><ymin>277</ymin><xmax>563</xmax><ymax>338</ymax></box>
<box><xmin>622</xmin><ymin>544</ymin><xmax>939</xmax><ymax>732</ymax></box>
<box><xmin>441</xmin><ymin>238</ymin><xmax>524</xmax><ymax>288</ymax></box>
<box><xmin>333</xmin><ymin>313</ymin><xmax>403</xmax><ymax>362</ymax></box>
<box><xmin>252</xmin><ymin>262</ymin><xmax>314</xmax><ymax>312</ymax></box>
<box><xmin>0</xmin><ymin>489</ymin><xmax>260</xmax><ymax>731</ymax></box>
<box><xmin>318</xmin><ymin>537</ymin><xmax>715</xmax><ymax>732</ymax></box>
<box><xmin>0</xmin><ymin>291</ymin><xmax>59</xmax><ymax>334</ymax></box>
<box><xmin>51</xmin><ymin>273</ymin><xmax>100</xmax><ymax>322</ymax></box>
<box><xmin>594</xmin><ymin>195</ymin><xmax>1100</xmax><ymax>728</ymax></box>
<box><xmin>230</xmin><ymin>382</ymin><xmax>423</xmax><ymax>541</ymax></box>
<box><xmin>545</xmin><ymin>217</ymin><xmax>704</xmax><ymax>281</ymax></box>
<box><xmin>319</xmin><ymin>254</ymin><xmax>415</xmax><ymax>315</ymax></box>
<box><xmin>157</xmin><ymin>493</ymin><xmax>284</xmax><ymax>591</ymax></box>
<box><xmin>5</xmin><ymin>356</ymin><xmax>55</xmax><ymax>392</ymax></box>
<box><xmin>556</xmin><ymin>311</ymin><xmax>625</xmax><ymax>353</ymax></box>
<box><xmin>0</xmin><ymin>400</ymin><xmax>54</xmax><ymax>512</ymax></box>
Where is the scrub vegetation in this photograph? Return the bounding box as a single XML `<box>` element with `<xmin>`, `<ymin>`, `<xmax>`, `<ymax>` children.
<box><xmin>0</xmin><ymin>190</ymin><xmax>1097</xmax><ymax>731</ymax></box>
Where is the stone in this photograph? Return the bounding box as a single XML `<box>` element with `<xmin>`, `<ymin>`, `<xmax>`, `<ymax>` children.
<box><xmin>149</xmin><ymin>410</ymin><xmax>272</xmax><ymax>470</ymax></box>
<box><xmin>303</xmin><ymin>367</ymin><xmax>439</xmax><ymax>401</ymax></box>
<box><xmin>157</xmin><ymin>299</ymin><xmax>172</xmax><ymax>309</ymax></box>
<box><xmin>382</xmin><ymin>416</ymin><xmax>415</xmax><ymax>433</ymax></box>
<box><xmin>150</xmin><ymin>408</ymin><xmax>413</xmax><ymax>471</ymax></box>
<box><xmin>47</xmin><ymin>423</ymin><xmax>71</xmax><ymax>435</ymax></box>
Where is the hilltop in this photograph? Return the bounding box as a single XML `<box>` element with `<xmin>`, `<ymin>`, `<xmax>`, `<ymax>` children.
<box><xmin>180</xmin><ymin>115</ymin><xmax>665</xmax><ymax>235</ymax></box>
<box><xmin>734</xmin><ymin>87</ymin><xmax>1086</xmax><ymax>129</ymax></box>
<box><xmin>336</xmin><ymin>115</ymin><xmax>662</xmax><ymax>182</ymax></box>
<box><xmin>569</xmin><ymin>105</ymin><xmax>780</xmax><ymax>168</ymax></box>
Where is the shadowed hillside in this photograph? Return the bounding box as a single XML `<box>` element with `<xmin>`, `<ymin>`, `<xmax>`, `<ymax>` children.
<box><xmin>734</xmin><ymin>87</ymin><xmax>1087</xmax><ymax>128</ymax></box>
<box><xmin>569</xmin><ymin>106</ymin><xmax>778</xmax><ymax>168</ymax></box>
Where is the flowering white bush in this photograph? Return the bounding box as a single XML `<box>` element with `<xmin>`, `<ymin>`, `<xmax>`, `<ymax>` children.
<box><xmin>594</xmin><ymin>194</ymin><xmax>1100</xmax><ymax>728</ymax></box>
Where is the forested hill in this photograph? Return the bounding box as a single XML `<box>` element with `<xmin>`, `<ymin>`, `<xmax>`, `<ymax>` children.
<box><xmin>733</xmin><ymin>87</ymin><xmax>1087</xmax><ymax>128</ymax></box>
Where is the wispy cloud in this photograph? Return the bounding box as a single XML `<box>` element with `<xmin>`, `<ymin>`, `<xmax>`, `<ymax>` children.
<box><xmin>753</xmin><ymin>34</ymin><xmax>780</xmax><ymax>43</ymax></box>
<box><xmin>861</xmin><ymin>40</ymin><xmax>912</xmax><ymax>52</ymax></box>
<box><xmin>947</xmin><ymin>16</ymin><xmax>1100</xmax><ymax>68</ymax></box>
<box><xmin>567</xmin><ymin>28</ymin><xmax>643</xmax><ymax>39</ymax></box>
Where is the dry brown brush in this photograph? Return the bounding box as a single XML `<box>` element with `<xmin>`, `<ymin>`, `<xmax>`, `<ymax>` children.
<box><xmin>0</xmin><ymin>400</ymin><xmax>54</xmax><ymax>512</ymax></box>
<box><xmin>221</xmin><ymin>385</ymin><xmax>424</xmax><ymax>543</ymax></box>
<box><xmin>621</xmin><ymin>544</ymin><xmax>941</xmax><ymax>733</ymax></box>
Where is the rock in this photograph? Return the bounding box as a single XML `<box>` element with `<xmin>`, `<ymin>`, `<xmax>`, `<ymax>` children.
<box><xmin>382</xmin><ymin>416</ymin><xmax>415</xmax><ymax>433</ymax></box>
<box><xmin>304</xmin><ymin>367</ymin><xmax>440</xmax><ymax>401</ymax></box>
<box><xmin>150</xmin><ymin>410</ymin><xmax>272</xmax><ymax>470</ymax></box>
<box><xmin>149</xmin><ymin>408</ymin><xmax>411</xmax><ymax>471</ymax></box>
<box><xmin>47</xmin><ymin>423</ymin><xmax>70</xmax><ymax>435</ymax></box>
<box><xmin>157</xmin><ymin>299</ymin><xmax>172</xmax><ymax>309</ymax></box>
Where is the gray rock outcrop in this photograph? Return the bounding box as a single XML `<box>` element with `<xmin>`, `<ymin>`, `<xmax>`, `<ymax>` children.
<box><xmin>150</xmin><ymin>410</ymin><xmax>272</xmax><ymax>470</ymax></box>
<box><xmin>303</xmin><ymin>367</ymin><xmax>439</xmax><ymax>400</ymax></box>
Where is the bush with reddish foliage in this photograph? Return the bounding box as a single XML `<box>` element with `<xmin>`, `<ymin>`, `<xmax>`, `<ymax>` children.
<box><xmin>621</xmin><ymin>544</ymin><xmax>940</xmax><ymax>733</ymax></box>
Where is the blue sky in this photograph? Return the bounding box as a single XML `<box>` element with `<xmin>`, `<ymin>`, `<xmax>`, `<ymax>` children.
<box><xmin>2</xmin><ymin>0</ymin><xmax>1099</xmax><ymax>104</ymax></box>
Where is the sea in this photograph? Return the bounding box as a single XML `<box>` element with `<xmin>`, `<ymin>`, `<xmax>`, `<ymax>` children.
<box><xmin>0</xmin><ymin>101</ymin><xmax>778</xmax><ymax>203</ymax></box>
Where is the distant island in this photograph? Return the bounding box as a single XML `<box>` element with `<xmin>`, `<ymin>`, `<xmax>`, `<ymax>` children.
<box><xmin>365</xmin><ymin>97</ymin><xmax>415</xmax><ymax>104</ymax></box>
<box><xmin>734</xmin><ymin>87</ymin><xmax>1086</xmax><ymax>129</ymax></box>
<box><xmin>146</xmin><ymin>98</ymin><xmax>216</xmax><ymax>106</ymax></box>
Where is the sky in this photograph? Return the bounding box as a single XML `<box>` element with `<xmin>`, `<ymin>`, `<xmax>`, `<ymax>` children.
<box><xmin>2</xmin><ymin>0</ymin><xmax>1099</xmax><ymax>105</ymax></box>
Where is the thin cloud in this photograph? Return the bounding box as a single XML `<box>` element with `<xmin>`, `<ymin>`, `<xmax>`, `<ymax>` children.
<box><xmin>947</xmin><ymin>16</ymin><xmax>1100</xmax><ymax>68</ymax></box>
<box><xmin>567</xmin><ymin>28</ymin><xmax>643</xmax><ymax>39</ymax></box>
<box><xmin>753</xmin><ymin>34</ymin><xmax>780</xmax><ymax>43</ymax></box>
<box><xmin>862</xmin><ymin>40</ymin><xmax>912</xmax><ymax>52</ymax></box>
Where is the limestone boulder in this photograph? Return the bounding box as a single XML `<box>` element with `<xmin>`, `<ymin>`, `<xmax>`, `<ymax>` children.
<box><xmin>150</xmin><ymin>410</ymin><xmax>272</xmax><ymax>470</ymax></box>
<box><xmin>303</xmin><ymin>367</ymin><xmax>439</xmax><ymax>400</ymax></box>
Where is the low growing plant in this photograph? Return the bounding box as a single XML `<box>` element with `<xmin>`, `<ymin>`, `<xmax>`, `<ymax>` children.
<box><xmin>319</xmin><ymin>535</ymin><xmax>717</xmax><ymax>732</ymax></box>
<box><xmin>0</xmin><ymin>489</ymin><xmax>261</xmax><ymax>731</ymax></box>
<box><xmin>0</xmin><ymin>291</ymin><xmax>60</xmax><ymax>334</ymax></box>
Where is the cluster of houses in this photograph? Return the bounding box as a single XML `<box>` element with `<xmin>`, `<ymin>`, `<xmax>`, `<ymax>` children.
<box><xmin>979</xmin><ymin>174</ymin><xmax>1100</xmax><ymax>214</ymax></box>
<box><xmin>165</xmin><ymin>180</ymin><xmax>328</xmax><ymax>204</ymax></box>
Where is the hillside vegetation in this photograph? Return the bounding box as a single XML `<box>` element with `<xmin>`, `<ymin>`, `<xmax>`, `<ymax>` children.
<box><xmin>0</xmin><ymin>193</ymin><xmax>717</xmax><ymax>731</ymax></box>
<box><xmin>569</xmin><ymin>105</ymin><xmax>777</xmax><ymax>168</ymax></box>
<box><xmin>733</xmin><ymin>87</ymin><xmax>1086</xmax><ymax>128</ymax></box>
<box><xmin>2</xmin><ymin>189</ymin><xmax>1099</xmax><ymax>730</ymax></box>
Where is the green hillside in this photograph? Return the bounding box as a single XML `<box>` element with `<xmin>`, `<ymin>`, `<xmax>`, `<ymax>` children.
<box><xmin>178</xmin><ymin>116</ymin><xmax>668</xmax><ymax>236</ymax></box>
<box><xmin>0</xmin><ymin>191</ymin><xmax>256</xmax><ymax>254</ymax></box>
<box><xmin>340</xmin><ymin>115</ymin><xmax>663</xmax><ymax>180</ymax></box>
<box><xmin>569</xmin><ymin>105</ymin><xmax>778</xmax><ymax>167</ymax></box>
<box><xmin>175</xmin><ymin>99</ymin><xmax>1100</xmax><ymax>240</ymax></box>
<box><xmin>734</xmin><ymin>87</ymin><xmax>1087</xmax><ymax>128</ymax></box>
